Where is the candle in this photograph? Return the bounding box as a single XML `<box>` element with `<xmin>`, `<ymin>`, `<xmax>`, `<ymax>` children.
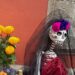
<box><xmin>18</xmin><ymin>70</ymin><xmax>23</xmax><ymax>75</ymax></box>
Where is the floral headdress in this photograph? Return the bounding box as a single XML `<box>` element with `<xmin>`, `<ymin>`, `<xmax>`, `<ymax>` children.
<box><xmin>52</xmin><ymin>19</ymin><xmax>70</xmax><ymax>32</ymax></box>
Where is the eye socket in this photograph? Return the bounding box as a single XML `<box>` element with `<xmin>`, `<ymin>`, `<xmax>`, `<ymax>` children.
<box><xmin>64</xmin><ymin>33</ymin><xmax>67</xmax><ymax>37</ymax></box>
<box><xmin>57</xmin><ymin>32</ymin><xmax>62</xmax><ymax>36</ymax></box>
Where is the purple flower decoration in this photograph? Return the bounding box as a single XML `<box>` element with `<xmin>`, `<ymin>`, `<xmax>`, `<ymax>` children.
<box><xmin>52</xmin><ymin>19</ymin><xmax>70</xmax><ymax>32</ymax></box>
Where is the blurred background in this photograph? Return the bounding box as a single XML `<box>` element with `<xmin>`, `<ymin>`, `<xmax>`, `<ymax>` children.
<box><xmin>0</xmin><ymin>0</ymin><xmax>48</xmax><ymax>65</ymax></box>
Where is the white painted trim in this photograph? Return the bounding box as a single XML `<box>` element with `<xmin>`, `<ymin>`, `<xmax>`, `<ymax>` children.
<box><xmin>10</xmin><ymin>65</ymin><xmax>24</xmax><ymax>71</ymax></box>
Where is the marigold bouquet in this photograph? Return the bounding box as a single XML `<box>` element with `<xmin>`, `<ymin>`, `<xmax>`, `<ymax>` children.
<box><xmin>0</xmin><ymin>25</ymin><xmax>20</xmax><ymax>69</ymax></box>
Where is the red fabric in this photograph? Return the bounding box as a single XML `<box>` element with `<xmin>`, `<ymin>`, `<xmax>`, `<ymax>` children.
<box><xmin>41</xmin><ymin>57</ymin><xmax>67</xmax><ymax>75</ymax></box>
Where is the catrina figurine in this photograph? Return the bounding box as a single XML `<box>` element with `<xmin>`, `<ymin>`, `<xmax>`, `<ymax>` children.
<box><xmin>33</xmin><ymin>19</ymin><xmax>70</xmax><ymax>75</ymax></box>
<box><xmin>40</xmin><ymin>19</ymin><xmax>70</xmax><ymax>75</ymax></box>
<box><xmin>24</xmin><ymin>17</ymin><xmax>75</xmax><ymax>75</ymax></box>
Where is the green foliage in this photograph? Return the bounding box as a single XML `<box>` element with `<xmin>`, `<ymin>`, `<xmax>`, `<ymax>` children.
<box><xmin>0</xmin><ymin>35</ymin><xmax>16</xmax><ymax>68</ymax></box>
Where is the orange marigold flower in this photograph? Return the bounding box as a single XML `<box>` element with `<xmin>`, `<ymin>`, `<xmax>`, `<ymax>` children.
<box><xmin>5</xmin><ymin>46</ymin><xmax>15</xmax><ymax>55</ymax></box>
<box><xmin>8</xmin><ymin>36</ymin><xmax>20</xmax><ymax>44</ymax></box>
<box><xmin>0</xmin><ymin>30</ymin><xmax>2</xmax><ymax>34</ymax></box>
<box><xmin>0</xmin><ymin>71</ymin><xmax>7</xmax><ymax>75</ymax></box>
<box><xmin>4</xmin><ymin>26</ymin><xmax>14</xmax><ymax>34</ymax></box>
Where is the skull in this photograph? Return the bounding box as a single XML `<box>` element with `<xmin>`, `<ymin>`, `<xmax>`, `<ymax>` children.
<box><xmin>49</xmin><ymin>29</ymin><xmax>67</xmax><ymax>44</ymax></box>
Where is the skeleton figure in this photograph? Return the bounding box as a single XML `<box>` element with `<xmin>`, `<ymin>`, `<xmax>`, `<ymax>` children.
<box><xmin>24</xmin><ymin>19</ymin><xmax>75</xmax><ymax>75</ymax></box>
<box><xmin>40</xmin><ymin>20</ymin><xmax>70</xmax><ymax>75</ymax></box>
<box><xmin>27</xmin><ymin>19</ymin><xmax>70</xmax><ymax>75</ymax></box>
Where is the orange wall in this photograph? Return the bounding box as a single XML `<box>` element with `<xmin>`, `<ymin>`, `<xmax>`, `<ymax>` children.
<box><xmin>0</xmin><ymin>0</ymin><xmax>48</xmax><ymax>64</ymax></box>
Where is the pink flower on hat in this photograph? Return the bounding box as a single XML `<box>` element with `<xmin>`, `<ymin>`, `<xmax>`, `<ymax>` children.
<box><xmin>52</xmin><ymin>22</ymin><xmax>61</xmax><ymax>32</ymax></box>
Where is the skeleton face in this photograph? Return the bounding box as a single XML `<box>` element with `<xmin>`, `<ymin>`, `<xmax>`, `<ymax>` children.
<box><xmin>49</xmin><ymin>29</ymin><xmax>67</xmax><ymax>44</ymax></box>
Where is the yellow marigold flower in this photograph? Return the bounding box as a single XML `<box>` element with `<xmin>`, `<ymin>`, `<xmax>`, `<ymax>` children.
<box><xmin>0</xmin><ymin>25</ymin><xmax>4</xmax><ymax>31</ymax></box>
<box><xmin>5</xmin><ymin>46</ymin><xmax>15</xmax><ymax>55</ymax></box>
<box><xmin>0</xmin><ymin>71</ymin><xmax>7</xmax><ymax>75</ymax></box>
<box><xmin>8</xmin><ymin>36</ymin><xmax>20</xmax><ymax>44</ymax></box>
<box><xmin>4</xmin><ymin>26</ymin><xmax>14</xmax><ymax>34</ymax></box>
<box><xmin>0</xmin><ymin>25</ymin><xmax>4</xmax><ymax>34</ymax></box>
